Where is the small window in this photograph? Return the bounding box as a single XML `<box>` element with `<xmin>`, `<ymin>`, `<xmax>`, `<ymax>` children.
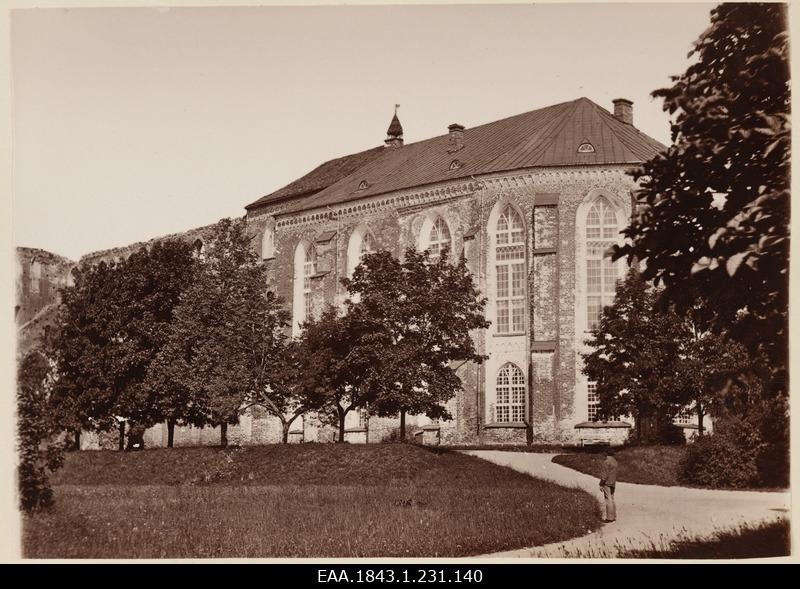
<box><xmin>358</xmin><ymin>180</ymin><xmax>369</xmax><ymax>190</ymax></box>
<box><xmin>578</xmin><ymin>142</ymin><xmax>595</xmax><ymax>153</ymax></box>
<box><xmin>588</xmin><ymin>382</ymin><xmax>600</xmax><ymax>422</ymax></box>
<box><xmin>449</xmin><ymin>159</ymin><xmax>462</xmax><ymax>170</ymax></box>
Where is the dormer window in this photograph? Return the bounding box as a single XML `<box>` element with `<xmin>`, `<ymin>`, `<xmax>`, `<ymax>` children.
<box><xmin>358</xmin><ymin>180</ymin><xmax>369</xmax><ymax>190</ymax></box>
<box><xmin>577</xmin><ymin>142</ymin><xmax>595</xmax><ymax>153</ymax></box>
<box><xmin>449</xmin><ymin>159</ymin><xmax>462</xmax><ymax>170</ymax></box>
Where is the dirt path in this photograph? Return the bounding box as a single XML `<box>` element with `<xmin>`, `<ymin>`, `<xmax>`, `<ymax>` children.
<box><xmin>464</xmin><ymin>451</ymin><xmax>791</xmax><ymax>558</ymax></box>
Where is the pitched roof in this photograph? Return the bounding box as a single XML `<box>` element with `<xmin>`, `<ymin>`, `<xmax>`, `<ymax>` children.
<box><xmin>245</xmin><ymin>146</ymin><xmax>386</xmax><ymax>211</ymax></box>
<box><xmin>250</xmin><ymin>97</ymin><xmax>666</xmax><ymax>216</ymax></box>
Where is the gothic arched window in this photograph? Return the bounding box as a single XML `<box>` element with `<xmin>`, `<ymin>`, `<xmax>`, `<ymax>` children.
<box><xmin>496</xmin><ymin>363</ymin><xmax>526</xmax><ymax>423</ymax></box>
<box><xmin>427</xmin><ymin>216</ymin><xmax>451</xmax><ymax>258</ymax></box>
<box><xmin>293</xmin><ymin>241</ymin><xmax>317</xmax><ymax>334</ymax></box>
<box><xmin>494</xmin><ymin>205</ymin><xmax>526</xmax><ymax>334</ymax></box>
<box><xmin>585</xmin><ymin>197</ymin><xmax>619</xmax><ymax>330</ymax></box>
<box><xmin>359</xmin><ymin>231</ymin><xmax>376</xmax><ymax>261</ymax></box>
<box><xmin>303</xmin><ymin>246</ymin><xmax>316</xmax><ymax>321</ymax></box>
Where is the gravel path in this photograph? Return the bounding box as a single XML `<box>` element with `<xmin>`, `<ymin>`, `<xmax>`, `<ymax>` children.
<box><xmin>464</xmin><ymin>451</ymin><xmax>791</xmax><ymax>558</ymax></box>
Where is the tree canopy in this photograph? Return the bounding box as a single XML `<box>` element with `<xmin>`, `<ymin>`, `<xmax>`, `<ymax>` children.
<box><xmin>146</xmin><ymin>218</ymin><xmax>288</xmax><ymax>446</ymax></box>
<box><xmin>50</xmin><ymin>239</ymin><xmax>198</xmax><ymax>448</ymax></box>
<box><xmin>340</xmin><ymin>248</ymin><xmax>490</xmax><ymax>439</ymax></box>
<box><xmin>615</xmin><ymin>3</ymin><xmax>789</xmax><ymax>391</ymax></box>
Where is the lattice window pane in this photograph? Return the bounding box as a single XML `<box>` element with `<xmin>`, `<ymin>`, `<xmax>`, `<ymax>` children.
<box><xmin>496</xmin><ymin>363</ymin><xmax>526</xmax><ymax>424</ymax></box>
<box><xmin>512</xmin><ymin>263</ymin><xmax>526</xmax><ymax>296</ymax></box>
<box><xmin>496</xmin><ymin>265</ymin><xmax>509</xmax><ymax>298</ymax></box>
<box><xmin>497</xmin><ymin>301</ymin><xmax>509</xmax><ymax>334</ymax></box>
<box><xmin>588</xmin><ymin>382</ymin><xmax>599</xmax><ymax>422</ymax></box>
<box><xmin>511</xmin><ymin>300</ymin><xmax>525</xmax><ymax>333</ymax></box>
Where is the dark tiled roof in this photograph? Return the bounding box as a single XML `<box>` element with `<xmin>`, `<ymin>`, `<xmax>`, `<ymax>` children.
<box><xmin>245</xmin><ymin>146</ymin><xmax>386</xmax><ymax>211</ymax></box>
<box><xmin>260</xmin><ymin>97</ymin><xmax>667</xmax><ymax>217</ymax></box>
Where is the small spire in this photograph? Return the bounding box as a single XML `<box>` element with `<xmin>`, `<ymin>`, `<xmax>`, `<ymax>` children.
<box><xmin>386</xmin><ymin>104</ymin><xmax>403</xmax><ymax>140</ymax></box>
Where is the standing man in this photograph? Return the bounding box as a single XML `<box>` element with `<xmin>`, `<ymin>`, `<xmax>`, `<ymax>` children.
<box><xmin>599</xmin><ymin>446</ymin><xmax>618</xmax><ymax>522</ymax></box>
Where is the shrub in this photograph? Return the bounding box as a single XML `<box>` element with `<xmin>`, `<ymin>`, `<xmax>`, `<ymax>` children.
<box><xmin>17</xmin><ymin>350</ymin><xmax>67</xmax><ymax>512</ymax></box>
<box><xmin>678</xmin><ymin>418</ymin><xmax>762</xmax><ymax>488</ymax></box>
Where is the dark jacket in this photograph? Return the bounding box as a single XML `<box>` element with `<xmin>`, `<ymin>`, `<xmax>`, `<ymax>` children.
<box><xmin>600</xmin><ymin>455</ymin><xmax>618</xmax><ymax>486</ymax></box>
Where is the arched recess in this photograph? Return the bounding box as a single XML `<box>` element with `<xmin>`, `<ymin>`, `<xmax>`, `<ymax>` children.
<box><xmin>418</xmin><ymin>213</ymin><xmax>453</xmax><ymax>258</ymax></box>
<box><xmin>292</xmin><ymin>239</ymin><xmax>317</xmax><ymax>336</ymax></box>
<box><xmin>261</xmin><ymin>223</ymin><xmax>275</xmax><ymax>260</ymax></box>
<box><xmin>486</xmin><ymin>199</ymin><xmax>528</xmax><ymax>335</ymax></box>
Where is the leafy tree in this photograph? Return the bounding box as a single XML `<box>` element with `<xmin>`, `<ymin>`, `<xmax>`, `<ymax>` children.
<box><xmin>293</xmin><ymin>307</ymin><xmax>377</xmax><ymax>442</ymax></box>
<box><xmin>342</xmin><ymin>248</ymin><xmax>490</xmax><ymax>440</ymax></box>
<box><xmin>239</xmin><ymin>331</ymin><xmax>320</xmax><ymax>444</ymax></box>
<box><xmin>17</xmin><ymin>350</ymin><xmax>67</xmax><ymax>512</ymax></box>
<box><xmin>616</xmin><ymin>3</ymin><xmax>790</xmax><ymax>392</ymax></box>
<box><xmin>670</xmin><ymin>316</ymin><xmax>752</xmax><ymax>436</ymax></box>
<box><xmin>582</xmin><ymin>269</ymin><xmax>684</xmax><ymax>441</ymax></box>
<box><xmin>147</xmin><ymin>218</ymin><xmax>288</xmax><ymax>447</ymax></box>
<box><xmin>50</xmin><ymin>240</ymin><xmax>197</xmax><ymax>449</ymax></box>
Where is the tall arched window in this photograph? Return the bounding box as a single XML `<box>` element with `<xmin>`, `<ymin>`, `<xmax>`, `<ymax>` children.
<box><xmin>585</xmin><ymin>197</ymin><xmax>619</xmax><ymax>330</ymax></box>
<box><xmin>496</xmin><ymin>363</ymin><xmax>526</xmax><ymax>423</ymax></box>
<box><xmin>293</xmin><ymin>241</ymin><xmax>317</xmax><ymax>334</ymax></box>
<box><xmin>303</xmin><ymin>246</ymin><xmax>316</xmax><ymax>321</ymax></box>
<box><xmin>359</xmin><ymin>231</ymin><xmax>376</xmax><ymax>260</ymax></box>
<box><xmin>347</xmin><ymin>224</ymin><xmax>377</xmax><ymax>279</ymax></box>
<box><xmin>427</xmin><ymin>217</ymin><xmax>451</xmax><ymax>258</ymax></box>
<box><xmin>495</xmin><ymin>206</ymin><xmax>526</xmax><ymax>334</ymax></box>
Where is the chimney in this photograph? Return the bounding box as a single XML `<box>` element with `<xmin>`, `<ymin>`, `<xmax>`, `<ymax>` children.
<box><xmin>612</xmin><ymin>98</ymin><xmax>633</xmax><ymax>125</ymax></box>
<box><xmin>448</xmin><ymin>123</ymin><xmax>465</xmax><ymax>152</ymax></box>
<box><xmin>385</xmin><ymin>104</ymin><xmax>404</xmax><ymax>148</ymax></box>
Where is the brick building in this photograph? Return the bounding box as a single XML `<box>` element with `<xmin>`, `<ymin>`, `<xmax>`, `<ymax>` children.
<box><xmin>36</xmin><ymin>96</ymin><xmax>712</xmax><ymax>448</ymax></box>
<box><xmin>242</xmin><ymin>96</ymin><xmax>665</xmax><ymax>446</ymax></box>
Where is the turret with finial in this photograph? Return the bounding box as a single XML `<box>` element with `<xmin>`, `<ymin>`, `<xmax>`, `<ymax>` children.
<box><xmin>385</xmin><ymin>104</ymin><xmax>404</xmax><ymax>148</ymax></box>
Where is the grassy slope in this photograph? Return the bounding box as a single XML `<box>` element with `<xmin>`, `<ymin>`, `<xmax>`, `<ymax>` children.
<box><xmin>617</xmin><ymin>519</ymin><xmax>791</xmax><ymax>559</ymax></box>
<box><xmin>552</xmin><ymin>446</ymin><xmax>685</xmax><ymax>486</ymax></box>
<box><xmin>26</xmin><ymin>444</ymin><xmax>601</xmax><ymax>558</ymax></box>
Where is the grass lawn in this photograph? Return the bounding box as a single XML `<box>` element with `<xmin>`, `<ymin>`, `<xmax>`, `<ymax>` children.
<box><xmin>552</xmin><ymin>446</ymin><xmax>686</xmax><ymax>486</ymax></box>
<box><xmin>617</xmin><ymin>519</ymin><xmax>791</xmax><ymax>559</ymax></box>
<box><xmin>24</xmin><ymin>444</ymin><xmax>601</xmax><ymax>558</ymax></box>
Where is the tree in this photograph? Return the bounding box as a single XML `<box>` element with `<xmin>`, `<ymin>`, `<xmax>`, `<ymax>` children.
<box><xmin>615</xmin><ymin>4</ymin><xmax>789</xmax><ymax>393</ymax></box>
<box><xmin>342</xmin><ymin>248</ymin><xmax>490</xmax><ymax>440</ymax></box>
<box><xmin>670</xmin><ymin>315</ymin><xmax>752</xmax><ymax>436</ymax></box>
<box><xmin>50</xmin><ymin>240</ymin><xmax>197</xmax><ymax>450</ymax></box>
<box><xmin>147</xmin><ymin>218</ymin><xmax>288</xmax><ymax>447</ymax></box>
<box><xmin>582</xmin><ymin>269</ymin><xmax>684</xmax><ymax>441</ymax></box>
<box><xmin>293</xmin><ymin>307</ymin><xmax>376</xmax><ymax>442</ymax></box>
<box><xmin>17</xmin><ymin>350</ymin><xmax>67</xmax><ymax>512</ymax></box>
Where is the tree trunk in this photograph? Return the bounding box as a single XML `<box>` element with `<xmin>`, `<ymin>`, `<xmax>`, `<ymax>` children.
<box><xmin>167</xmin><ymin>419</ymin><xmax>176</xmax><ymax>448</ymax></box>
<box><xmin>281</xmin><ymin>420</ymin><xmax>290</xmax><ymax>444</ymax></box>
<box><xmin>73</xmin><ymin>429</ymin><xmax>81</xmax><ymax>451</ymax></box>
<box><xmin>337</xmin><ymin>408</ymin><xmax>346</xmax><ymax>443</ymax></box>
<box><xmin>400</xmin><ymin>409</ymin><xmax>406</xmax><ymax>442</ymax></box>
<box><xmin>118</xmin><ymin>421</ymin><xmax>125</xmax><ymax>452</ymax></box>
<box><xmin>697</xmin><ymin>402</ymin><xmax>705</xmax><ymax>437</ymax></box>
<box><xmin>220</xmin><ymin>422</ymin><xmax>228</xmax><ymax>447</ymax></box>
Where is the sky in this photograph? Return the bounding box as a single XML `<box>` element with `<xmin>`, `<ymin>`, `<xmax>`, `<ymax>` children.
<box><xmin>11</xmin><ymin>2</ymin><xmax>718</xmax><ymax>261</ymax></box>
